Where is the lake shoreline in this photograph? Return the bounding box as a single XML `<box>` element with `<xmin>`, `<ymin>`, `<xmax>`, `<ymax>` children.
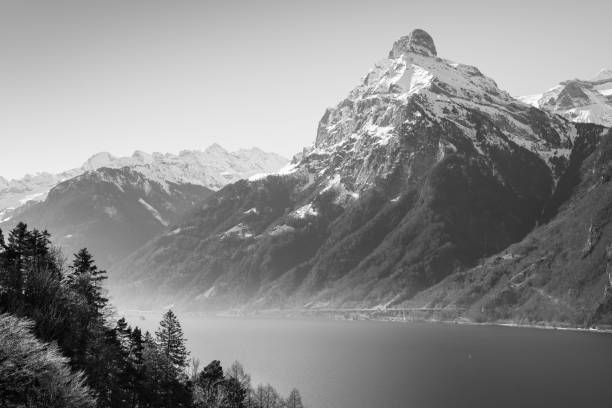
<box><xmin>120</xmin><ymin>308</ymin><xmax>612</xmax><ymax>335</ymax></box>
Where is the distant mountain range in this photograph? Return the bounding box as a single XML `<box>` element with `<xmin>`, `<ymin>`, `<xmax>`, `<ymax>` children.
<box><xmin>0</xmin><ymin>145</ymin><xmax>287</xmax><ymax>267</ymax></box>
<box><xmin>107</xmin><ymin>29</ymin><xmax>612</xmax><ymax>328</ymax></box>
<box><xmin>519</xmin><ymin>69</ymin><xmax>612</xmax><ymax>127</ymax></box>
<box><xmin>0</xmin><ymin>144</ymin><xmax>287</xmax><ymax>212</ymax></box>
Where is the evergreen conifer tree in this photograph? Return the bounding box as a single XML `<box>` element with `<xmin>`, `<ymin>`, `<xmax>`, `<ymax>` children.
<box><xmin>155</xmin><ymin>309</ymin><xmax>189</xmax><ymax>370</ymax></box>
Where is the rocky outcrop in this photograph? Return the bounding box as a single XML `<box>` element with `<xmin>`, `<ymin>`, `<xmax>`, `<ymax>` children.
<box><xmin>388</xmin><ymin>29</ymin><xmax>437</xmax><ymax>58</ymax></box>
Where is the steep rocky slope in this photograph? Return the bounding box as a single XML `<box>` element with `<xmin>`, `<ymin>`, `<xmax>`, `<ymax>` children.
<box><xmin>110</xmin><ymin>29</ymin><xmax>606</xmax><ymax>318</ymax></box>
<box><xmin>519</xmin><ymin>69</ymin><xmax>612</xmax><ymax>127</ymax></box>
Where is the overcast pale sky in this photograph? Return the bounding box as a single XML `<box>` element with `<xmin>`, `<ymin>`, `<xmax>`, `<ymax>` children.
<box><xmin>1</xmin><ymin>0</ymin><xmax>611</xmax><ymax>179</ymax></box>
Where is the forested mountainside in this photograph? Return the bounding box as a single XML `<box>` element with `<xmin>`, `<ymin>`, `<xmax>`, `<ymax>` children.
<box><xmin>110</xmin><ymin>29</ymin><xmax>611</xmax><ymax>328</ymax></box>
<box><xmin>0</xmin><ymin>223</ymin><xmax>303</xmax><ymax>408</ymax></box>
<box><xmin>408</xmin><ymin>126</ymin><xmax>612</xmax><ymax>326</ymax></box>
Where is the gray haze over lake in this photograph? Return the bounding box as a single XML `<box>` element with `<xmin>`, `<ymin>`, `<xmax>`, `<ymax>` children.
<box><xmin>127</xmin><ymin>316</ymin><xmax>612</xmax><ymax>408</ymax></box>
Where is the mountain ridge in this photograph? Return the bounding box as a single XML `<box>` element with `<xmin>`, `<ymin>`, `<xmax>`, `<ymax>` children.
<box><xmin>0</xmin><ymin>145</ymin><xmax>287</xmax><ymax>212</ymax></box>
<box><xmin>109</xmin><ymin>29</ymin><xmax>610</xmax><ymax>329</ymax></box>
<box><xmin>518</xmin><ymin>69</ymin><xmax>612</xmax><ymax>127</ymax></box>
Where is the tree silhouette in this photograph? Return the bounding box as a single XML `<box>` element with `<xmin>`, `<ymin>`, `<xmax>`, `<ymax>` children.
<box><xmin>155</xmin><ymin>309</ymin><xmax>189</xmax><ymax>370</ymax></box>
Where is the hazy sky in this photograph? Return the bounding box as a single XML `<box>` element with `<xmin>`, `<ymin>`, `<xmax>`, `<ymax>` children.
<box><xmin>1</xmin><ymin>0</ymin><xmax>611</xmax><ymax>179</ymax></box>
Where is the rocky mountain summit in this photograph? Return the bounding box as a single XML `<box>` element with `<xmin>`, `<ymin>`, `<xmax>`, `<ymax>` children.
<box><xmin>519</xmin><ymin>69</ymin><xmax>612</xmax><ymax>127</ymax></box>
<box><xmin>388</xmin><ymin>28</ymin><xmax>437</xmax><ymax>58</ymax></box>
<box><xmin>111</xmin><ymin>29</ymin><xmax>611</xmax><ymax>328</ymax></box>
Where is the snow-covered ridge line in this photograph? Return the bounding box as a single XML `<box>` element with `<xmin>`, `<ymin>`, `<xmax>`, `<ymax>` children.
<box><xmin>1</xmin><ymin>144</ymin><xmax>288</xmax><ymax>211</ymax></box>
<box><xmin>518</xmin><ymin>69</ymin><xmax>612</xmax><ymax>127</ymax></box>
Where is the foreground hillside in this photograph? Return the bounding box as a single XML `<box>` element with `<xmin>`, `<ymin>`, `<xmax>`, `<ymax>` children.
<box><xmin>0</xmin><ymin>224</ymin><xmax>302</xmax><ymax>408</ymax></box>
<box><xmin>110</xmin><ymin>30</ymin><xmax>611</xmax><ymax>329</ymax></box>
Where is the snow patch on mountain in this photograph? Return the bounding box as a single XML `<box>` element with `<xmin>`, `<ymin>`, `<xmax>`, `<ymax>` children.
<box><xmin>267</xmin><ymin>224</ymin><xmax>295</xmax><ymax>237</ymax></box>
<box><xmin>104</xmin><ymin>206</ymin><xmax>118</xmax><ymax>219</ymax></box>
<box><xmin>138</xmin><ymin>198</ymin><xmax>168</xmax><ymax>226</ymax></box>
<box><xmin>292</xmin><ymin>203</ymin><xmax>318</xmax><ymax>219</ymax></box>
<box><xmin>18</xmin><ymin>192</ymin><xmax>45</xmax><ymax>205</ymax></box>
<box><xmin>222</xmin><ymin>223</ymin><xmax>253</xmax><ymax>239</ymax></box>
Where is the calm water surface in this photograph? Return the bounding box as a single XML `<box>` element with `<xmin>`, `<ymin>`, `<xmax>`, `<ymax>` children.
<box><xmin>127</xmin><ymin>315</ymin><xmax>612</xmax><ymax>408</ymax></box>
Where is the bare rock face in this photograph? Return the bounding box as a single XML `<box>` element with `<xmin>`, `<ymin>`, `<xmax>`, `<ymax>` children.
<box><xmin>388</xmin><ymin>29</ymin><xmax>437</xmax><ymax>58</ymax></box>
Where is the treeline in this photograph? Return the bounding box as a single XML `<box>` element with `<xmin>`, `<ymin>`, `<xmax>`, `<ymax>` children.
<box><xmin>0</xmin><ymin>223</ymin><xmax>304</xmax><ymax>408</ymax></box>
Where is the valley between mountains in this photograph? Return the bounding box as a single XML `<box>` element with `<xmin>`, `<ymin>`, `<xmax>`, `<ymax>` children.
<box><xmin>4</xmin><ymin>29</ymin><xmax>612</xmax><ymax>329</ymax></box>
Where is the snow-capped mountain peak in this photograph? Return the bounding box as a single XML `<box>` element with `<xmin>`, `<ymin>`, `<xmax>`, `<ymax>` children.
<box><xmin>592</xmin><ymin>68</ymin><xmax>612</xmax><ymax>82</ymax></box>
<box><xmin>315</xmin><ymin>29</ymin><xmax>575</xmax><ymax>189</ymax></box>
<box><xmin>518</xmin><ymin>69</ymin><xmax>612</xmax><ymax>127</ymax></box>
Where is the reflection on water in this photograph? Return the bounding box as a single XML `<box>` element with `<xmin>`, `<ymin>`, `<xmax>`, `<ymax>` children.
<box><xmin>125</xmin><ymin>314</ymin><xmax>612</xmax><ymax>408</ymax></box>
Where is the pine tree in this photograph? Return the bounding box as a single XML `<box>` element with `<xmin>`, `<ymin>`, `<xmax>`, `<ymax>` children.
<box><xmin>127</xmin><ymin>327</ymin><xmax>145</xmax><ymax>408</ymax></box>
<box><xmin>68</xmin><ymin>248</ymin><xmax>108</xmax><ymax>314</ymax></box>
<box><xmin>0</xmin><ymin>222</ymin><xmax>30</xmax><ymax>305</ymax></box>
<box><xmin>141</xmin><ymin>331</ymin><xmax>164</xmax><ymax>407</ymax></box>
<box><xmin>155</xmin><ymin>310</ymin><xmax>191</xmax><ymax>407</ymax></box>
<box><xmin>62</xmin><ymin>249</ymin><xmax>111</xmax><ymax>379</ymax></box>
<box><xmin>115</xmin><ymin>317</ymin><xmax>132</xmax><ymax>350</ymax></box>
<box><xmin>26</xmin><ymin>228</ymin><xmax>55</xmax><ymax>274</ymax></box>
<box><xmin>155</xmin><ymin>309</ymin><xmax>189</xmax><ymax>370</ymax></box>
